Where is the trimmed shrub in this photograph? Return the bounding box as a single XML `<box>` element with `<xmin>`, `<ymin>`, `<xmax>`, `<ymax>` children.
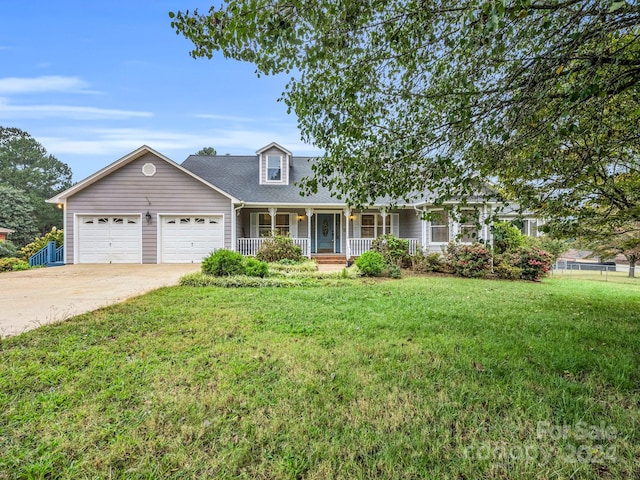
<box><xmin>0</xmin><ymin>241</ymin><xmax>18</xmax><ymax>259</ymax></box>
<box><xmin>411</xmin><ymin>250</ymin><xmax>445</xmax><ymax>273</ymax></box>
<box><xmin>491</xmin><ymin>221</ymin><xmax>524</xmax><ymax>254</ymax></box>
<box><xmin>493</xmin><ymin>259</ymin><xmax>523</xmax><ymax>280</ymax></box>
<box><xmin>372</xmin><ymin>234</ymin><xmax>411</xmax><ymax>267</ymax></box>
<box><xmin>243</xmin><ymin>257</ymin><xmax>269</xmax><ymax>277</ymax></box>
<box><xmin>506</xmin><ymin>247</ymin><xmax>553</xmax><ymax>281</ymax></box>
<box><xmin>20</xmin><ymin>227</ymin><xmax>64</xmax><ymax>260</ymax></box>
<box><xmin>355</xmin><ymin>251</ymin><xmax>386</xmax><ymax>277</ymax></box>
<box><xmin>0</xmin><ymin>257</ymin><xmax>29</xmax><ymax>272</ymax></box>
<box><xmin>256</xmin><ymin>235</ymin><xmax>303</xmax><ymax>263</ymax></box>
<box><xmin>446</xmin><ymin>242</ymin><xmax>492</xmax><ymax>278</ymax></box>
<box><xmin>202</xmin><ymin>249</ymin><xmax>246</xmax><ymax>276</ymax></box>
<box><xmin>384</xmin><ymin>264</ymin><xmax>402</xmax><ymax>279</ymax></box>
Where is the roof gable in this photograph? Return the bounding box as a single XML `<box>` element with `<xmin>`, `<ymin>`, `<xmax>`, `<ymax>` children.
<box><xmin>255</xmin><ymin>142</ymin><xmax>292</xmax><ymax>156</ymax></box>
<box><xmin>48</xmin><ymin>145</ymin><xmax>239</xmax><ymax>203</ymax></box>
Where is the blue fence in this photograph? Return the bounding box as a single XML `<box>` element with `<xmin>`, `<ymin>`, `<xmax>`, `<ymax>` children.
<box><xmin>29</xmin><ymin>241</ymin><xmax>64</xmax><ymax>267</ymax></box>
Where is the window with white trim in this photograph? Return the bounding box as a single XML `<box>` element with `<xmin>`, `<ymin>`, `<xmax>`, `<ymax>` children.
<box><xmin>360</xmin><ymin>214</ymin><xmax>393</xmax><ymax>238</ymax></box>
<box><xmin>430</xmin><ymin>211</ymin><xmax>449</xmax><ymax>243</ymax></box>
<box><xmin>520</xmin><ymin>219</ymin><xmax>539</xmax><ymax>237</ymax></box>
<box><xmin>257</xmin><ymin>213</ymin><xmax>290</xmax><ymax>236</ymax></box>
<box><xmin>460</xmin><ymin>210</ymin><xmax>478</xmax><ymax>243</ymax></box>
<box><xmin>266</xmin><ymin>155</ymin><xmax>282</xmax><ymax>181</ymax></box>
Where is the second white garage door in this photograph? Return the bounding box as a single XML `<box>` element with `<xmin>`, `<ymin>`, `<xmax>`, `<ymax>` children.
<box><xmin>160</xmin><ymin>216</ymin><xmax>224</xmax><ymax>263</ymax></box>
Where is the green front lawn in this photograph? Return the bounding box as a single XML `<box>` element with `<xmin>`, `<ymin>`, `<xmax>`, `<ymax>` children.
<box><xmin>1</xmin><ymin>277</ymin><xmax>638</xmax><ymax>479</ymax></box>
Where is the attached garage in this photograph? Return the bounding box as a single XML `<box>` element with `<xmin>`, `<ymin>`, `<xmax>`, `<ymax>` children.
<box><xmin>77</xmin><ymin>215</ymin><xmax>142</xmax><ymax>263</ymax></box>
<box><xmin>160</xmin><ymin>215</ymin><xmax>224</xmax><ymax>263</ymax></box>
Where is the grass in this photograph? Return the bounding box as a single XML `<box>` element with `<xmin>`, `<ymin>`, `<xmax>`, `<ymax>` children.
<box><xmin>1</xmin><ymin>276</ymin><xmax>638</xmax><ymax>479</ymax></box>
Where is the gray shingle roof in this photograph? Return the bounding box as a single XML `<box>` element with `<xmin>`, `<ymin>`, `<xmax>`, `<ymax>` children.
<box><xmin>181</xmin><ymin>155</ymin><xmax>344</xmax><ymax>205</ymax></box>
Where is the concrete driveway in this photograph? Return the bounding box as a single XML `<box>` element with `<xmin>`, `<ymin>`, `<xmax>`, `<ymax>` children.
<box><xmin>0</xmin><ymin>264</ymin><xmax>200</xmax><ymax>337</ymax></box>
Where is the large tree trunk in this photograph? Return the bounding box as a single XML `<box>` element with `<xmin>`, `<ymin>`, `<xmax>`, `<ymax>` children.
<box><xmin>628</xmin><ymin>255</ymin><xmax>636</xmax><ymax>278</ymax></box>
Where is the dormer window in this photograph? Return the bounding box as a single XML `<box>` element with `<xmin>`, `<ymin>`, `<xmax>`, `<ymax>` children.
<box><xmin>257</xmin><ymin>142</ymin><xmax>291</xmax><ymax>185</ymax></box>
<box><xmin>267</xmin><ymin>155</ymin><xmax>282</xmax><ymax>182</ymax></box>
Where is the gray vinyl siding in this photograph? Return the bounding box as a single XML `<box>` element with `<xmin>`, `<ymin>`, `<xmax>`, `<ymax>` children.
<box><xmin>259</xmin><ymin>147</ymin><xmax>289</xmax><ymax>185</ymax></box>
<box><xmin>398</xmin><ymin>209</ymin><xmax>422</xmax><ymax>241</ymax></box>
<box><xmin>66</xmin><ymin>152</ymin><xmax>233</xmax><ymax>263</ymax></box>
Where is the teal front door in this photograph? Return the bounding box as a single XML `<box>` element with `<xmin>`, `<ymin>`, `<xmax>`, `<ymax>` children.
<box><xmin>316</xmin><ymin>214</ymin><xmax>335</xmax><ymax>253</ymax></box>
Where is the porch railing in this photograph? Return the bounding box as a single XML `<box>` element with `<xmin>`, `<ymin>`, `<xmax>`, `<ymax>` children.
<box><xmin>237</xmin><ymin>237</ymin><xmax>311</xmax><ymax>258</ymax></box>
<box><xmin>349</xmin><ymin>238</ymin><xmax>420</xmax><ymax>257</ymax></box>
<box><xmin>29</xmin><ymin>241</ymin><xmax>64</xmax><ymax>267</ymax></box>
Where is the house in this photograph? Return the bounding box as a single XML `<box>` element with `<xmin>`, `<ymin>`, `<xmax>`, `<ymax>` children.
<box><xmin>47</xmin><ymin>143</ymin><xmax>541</xmax><ymax>264</ymax></box>
<box><xmin>0</xmin><ymin>227</ymin><xmax>14</xmax><ymax>242</ymax></box>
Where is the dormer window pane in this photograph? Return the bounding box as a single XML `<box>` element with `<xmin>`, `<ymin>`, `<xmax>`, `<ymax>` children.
<box><xmin>267</xmin><ymin>155</ymin><xmax>282</xmax><ymax>181</ymax></box>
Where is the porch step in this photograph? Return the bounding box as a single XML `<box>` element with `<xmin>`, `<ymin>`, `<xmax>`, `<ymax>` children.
<box><xmin>312</xmin><ymin>255</ymin><xmax>348</xmax><ymax>265</ymax></box>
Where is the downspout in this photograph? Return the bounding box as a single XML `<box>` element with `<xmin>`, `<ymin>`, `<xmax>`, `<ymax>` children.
<box><xmin>232</xmin><ymin>203</ymin><xmax>244</xmax><ymax>252</ymax></box>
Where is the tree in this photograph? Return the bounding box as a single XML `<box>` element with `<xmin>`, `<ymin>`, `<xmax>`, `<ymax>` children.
<box><xmin>580</xmin><ymin>225</ymin><xmax>640</xmax><ymax>278</ymax></box>
<box><xmin>195</xmin><ymin>147</ymin><xmax>217</xmax><ymax>156</ymax></box>
<box><xmin>0</xmin><ymin>127</ymin><xmax>72</xmax><ymax>236</ymax></box>
<box><xmin>170</xmin><ymin>1</ymin><xmax>640</xmax><ymax>232</ymax></box>
<box><xmin>0</xmin><ymin>185</ymin><xmax>39</xmax><ymax>247</ymax></box>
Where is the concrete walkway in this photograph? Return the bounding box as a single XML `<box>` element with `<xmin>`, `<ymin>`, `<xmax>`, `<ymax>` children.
<box><xmin>0</xmin><ymin>264</ymin><xmax>200</xmax><ymax>337</ymax></box>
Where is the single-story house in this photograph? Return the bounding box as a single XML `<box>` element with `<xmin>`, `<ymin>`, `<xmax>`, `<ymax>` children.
<box><xmin>0</xmin><ymin>227</ymin><xmax>14</xmax><ymax>242</ymax></box>
<box><xmin>47</xmin><ymin>143</ymin><xmax>540</xmax><ymax>264</ymax></box>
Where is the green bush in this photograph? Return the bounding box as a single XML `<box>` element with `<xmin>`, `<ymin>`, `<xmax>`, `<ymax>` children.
<box><xmin>411</xmin><ymin>250</ymin><xmax>444</xmax><ymax>273</ymax></box>
<box><xmin>243</xmin><ymin>257</ymin><xmax>269</xmax><ymax>277</ymax></box>
<box><xmin>493</xmin><ymin>259</ymin><xmax>523</xmax><ymax>280</ymax></box>
<box><xmin>20</xmin><ymin>227</ymin><xmax>64</xmax><ymax>260</ymax></box>
<box><xmin>372</xmin><ymin>234</ymin><xmax>410</xmax><ymax>267</ymax></box>
<box><xmin>355</xmin><ymin>251</ymin><xmax>386</xmax><ymax>277</ymax></box>
<box><xmin>269</xmin><ymin>260</ymin><xmax>318</xmax><ymax>273</ymax></box>
<box><xmin>505</xmin><ymin>247</ymin><xmax>553</xmax><ymax>281</ymax></box>
<box><xmin>527</xmin><ymin>236</ymin><xmax>568</xmax><ymax>262</ymax></box>
<box><xmin>256</xmin><ymin>235</ymin><xmax>303</xmax><ymax>263</ymax></box>
<box><xmin>202</xmin><ymin>249</ymin><xmax>246</xmax><ymax>276</ymax></box>
<box><xmin>384</xmin><ymin>264</ymin><xmax>402</xmax><ymax>278</ymax></box>
<box><xmin>180</xmin><ymin>272</ymin><xmax>313</xmax><ymax>288</ymax></box>
<box><xmin>491</xmin><ymin>221</ymin><xmax>524</xmax><ymax>254</ymax></box>
<box><xmin>0</xmin><ymin>257</ymin><xmax>29</xmax><ymax>272</ymax></box>
<box><xmin>0</xmin><ymin>240</ymin><xmax>18</xmax><ymax>259</ymax></box>
<box><xmin>446</xmin><ymin>242</ymin><xmax>493</xmax><ymax>278</ymax></box>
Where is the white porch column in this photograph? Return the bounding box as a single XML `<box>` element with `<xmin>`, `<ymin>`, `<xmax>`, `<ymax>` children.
<box><xmin>305</xmin><ymin>208</ymin><xmax>314</xmax><ymax>258</ymax></box>
<box><xmin>380</xmin><ymin>207</ymin><xmax>387</xmax><ymax>235</ymax></box>
<box><xmin>421</xmin><ymin>208</ymin><xmax>428</xmax><ymax>252</ymax></box>
<box><xmin>268</xmin><ymin>207</ymin><xmax>277</xmax><ymax>235</ymax></box>
<box><xmin>343</xmin><ymin>208</ymin><xmax>351</xmax><ymax>259</ymax></box>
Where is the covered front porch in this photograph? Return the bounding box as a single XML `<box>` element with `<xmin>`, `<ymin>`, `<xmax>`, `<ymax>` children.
<box><xmin>233</xmin><ymin>206</ymin><xmax>424</xmax><ymax>259</ymax></box>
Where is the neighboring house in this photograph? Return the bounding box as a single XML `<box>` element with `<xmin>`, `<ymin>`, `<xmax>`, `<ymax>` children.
<box><xmin>0</xmin><ymin>227</ymin><xmax>14</xmax><ymax>242</ymax></box>
<box><xmin>48</xmin><ymin>143</ymin><xmax>541</xmax><ymax>264</ymax></box>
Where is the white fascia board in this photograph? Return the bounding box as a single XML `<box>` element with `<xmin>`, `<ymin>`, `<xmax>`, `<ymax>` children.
<box><xmin>47</xmin><ymin>145</ymin><xmax>240</xmax><ymax>204</ymax></box>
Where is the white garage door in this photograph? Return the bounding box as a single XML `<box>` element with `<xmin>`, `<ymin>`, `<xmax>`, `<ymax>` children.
<box><xmin>160</xmin><ymin>216</ymin><xmax>224</xmax><ymax>263</ymax></box>
<box><xmin>78</xmin><ymin>215</ymin><xmax>142</xmax><ymax>263</ymax></box>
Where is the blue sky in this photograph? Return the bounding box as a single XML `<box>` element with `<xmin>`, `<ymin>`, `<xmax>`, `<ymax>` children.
<box><xmin>1</xmin><ymin>1</ymin><xmax>317</xmax><ymax>182</ymax></box>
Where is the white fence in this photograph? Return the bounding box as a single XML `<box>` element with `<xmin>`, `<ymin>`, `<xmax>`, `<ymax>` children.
<box><xmin>348</xmin><ymin>238</ymin><xmax>420</xmax><ymax>257</ymax></box>
<box><xmin>237</xmin><ymin>237</ymin><xmax>311</xmax><ymax>257</ymax></box>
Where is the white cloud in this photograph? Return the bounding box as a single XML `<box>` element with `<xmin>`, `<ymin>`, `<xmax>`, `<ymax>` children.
<box><xmin>0</xmin><ymin>98</ymin><xmax>153</xmax><ymax>120</ymax></box>
<box><xmin>195</xmin><ymin>113</ymin><xmax>257</xmax><ymax>123</ymax></box>
<box><xmin>0</xmin><ymin>75</ymin><xmax>90</xmax><ymax>94</ymax></box>
<box><xmin>40</xmin><ymin>127</ymin><xmax>320</xmax><ymax>157</ymax></box>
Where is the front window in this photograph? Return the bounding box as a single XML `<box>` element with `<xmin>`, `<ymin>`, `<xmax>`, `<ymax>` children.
<box><xmin>430</xmin><ymin>211</ymin><xmax>449</xmax><ymax>243</ymax></box>
<box><xmin>360</xmin><ymin>213</ymin><xmax>392</xmax><ymax>238</ymax></box>
<box><xmin>258</xmin><ymin>213</ymin><xmax>290</xmax><ymax>236</ymax></box>
<box><xmin>460</xmin><ymin>210</ymin><xmax>477</xmax><ymax>243</ymax></box>
<box><xmin>520</xmin><ymin>219</ymin><xmax>539</xmax><ymax>237</ymax></box>
<box><xmin>267</xmin><ymin>155</ymin><xmax>282</xmax><ymax>181</ymax></box>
